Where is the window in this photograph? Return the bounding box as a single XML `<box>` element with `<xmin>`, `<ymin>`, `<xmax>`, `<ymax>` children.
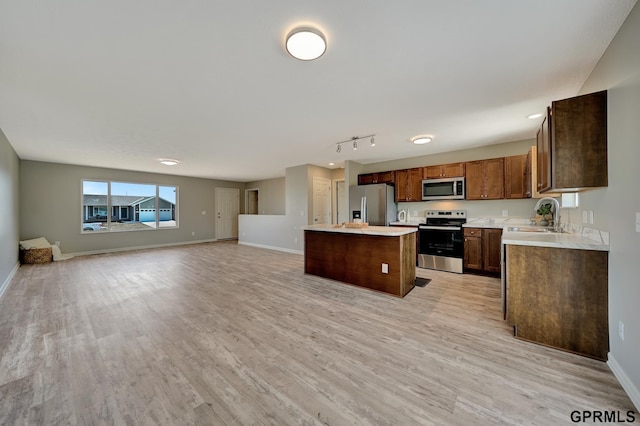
<box><xmin>82</xmin><ymin>180</ymin><xmax>178</xmax><ymax>233</ymax></box>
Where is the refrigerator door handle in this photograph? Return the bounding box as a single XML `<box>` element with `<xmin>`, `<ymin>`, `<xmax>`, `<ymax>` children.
<box><xmin>361</xmin><ymin>196</ymin><xmax>367</xmax><ymax>222</ymax></box>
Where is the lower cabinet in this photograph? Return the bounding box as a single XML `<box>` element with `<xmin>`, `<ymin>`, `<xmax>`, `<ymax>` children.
<box><xmin>505</xmin><ymin>244</ymin><xmax>608</xmax><ymax>360</ymax></box>
<box><xmin>464</xmin><ymin>228</ymin><xmax>502</xmax><ymax>275</ymax></box>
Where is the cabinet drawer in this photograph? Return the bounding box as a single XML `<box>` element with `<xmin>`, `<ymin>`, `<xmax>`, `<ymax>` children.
<box><xmin>464</xmin><ymin>228</ymin><xmax>482</xmax><ymax>237</ymax></box>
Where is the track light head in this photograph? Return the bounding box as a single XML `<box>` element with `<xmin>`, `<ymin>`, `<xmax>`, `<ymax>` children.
<box><xmin>336</xmin><ymin>144</ymin><xmax>341</xmax><ymax>153</ymax></box>
<box><xmin>370</xmin><ymin>137</ymin><xmax>375</xmax><ymax>146</ymax></box>
<box><xmin>353</xmin><ymin>141</ymin><xmax>357</xmax><ymax>150</ymax></box>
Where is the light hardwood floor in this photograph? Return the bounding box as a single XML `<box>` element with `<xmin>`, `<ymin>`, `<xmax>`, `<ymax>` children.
<box><xmin>0</xmin><ymin>241</ymin><xmax>636</xmax><ymax>425</ymax></box>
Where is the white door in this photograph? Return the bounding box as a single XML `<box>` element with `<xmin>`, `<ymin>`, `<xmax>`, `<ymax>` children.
<box><xmin>312</xmin><ymin>177</ymin><xmax>331</xmax><ymax>225</ymax></box>
<box><xmin>215</xmin><ymin>188</ymin><xmax>240</xmax><ymax>239</ymax></box>
<box><xmin>335</xmin><ymin>180</ymin><xmax>347</xmax><ymax>224</ymax></box>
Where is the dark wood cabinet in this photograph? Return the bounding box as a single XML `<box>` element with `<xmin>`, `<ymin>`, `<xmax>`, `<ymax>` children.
<box><xmin>464</xmin><ymin>227</ymin><xmax>502</xmax><ymax>275</ymax></box>
<box><xmin>504</xmin><ymin>154</ymin><xmax>529</xmax><ymax>199</ymax></box>
<box><xmin>506</xmin><ymin>244</ymin><xmax>608</xmax><ymax>360</ymax></box>
<box><xmin>357</xmin><ymin>170</ymin><xmax>395</xmax><ymax>185</ymax></box>
<box><xmin>463</xmin><ymin>229</ymin><xmax>483</xmax><ymax>270</ymax></box>
<box><xmin>538</xmin><ymin>90</ymin><xmax>608</xmax><ymax>193</ymax></box>
<box><xmin>423</xmin><ymin>162</ymin><xmax>465</xmax><ymax>179</ymax></box>
<box><xmin>395</xmin><ymin>168</ymin><xmax>422</xmax><ymax>202</ymax></box>
<box><xmin>465</xmin><ymin>158</ymin><xmax>504</xmax><ymax>200</ymax></box>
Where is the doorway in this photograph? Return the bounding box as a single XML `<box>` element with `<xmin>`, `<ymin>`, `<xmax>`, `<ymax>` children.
<box><xmin>215</xmin><ymin>188</ymin><xmax>240</xmax><ymax>240</ymax></box>
<box><xmin>335</xmin><ymin>179</ymin><xmax>347</xmax><ymax>224</ymax></box>
<box><xmin>246</xmin><ymin>188</ymin><xmax>259</xmax><ymax>214</ymax></box>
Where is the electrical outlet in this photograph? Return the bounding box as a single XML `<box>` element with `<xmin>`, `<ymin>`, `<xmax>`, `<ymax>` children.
<box><xmin>201</xmin><ymin>211</ymin><xmax>206</xmax><ymax>215</ymax></box>
<box><xmin>636</xmin><ymin>212</ymin><xmax>640</xmax><ymax>233</ymax></box>
<box><xmin>242</xmin><ymin>232</ymin><xmax>246</xmax><ymax>237</ymax></box>
<box><xmin>502</xmin><ymin>210</ymin><xmax>509</xmax><ymax>217</ymax></box>
<box><xmin>589</xmin><ymin>210</ymin><xmax>594</xmax><ymax>224</ymax></box>
<box><xmin>619</xmin><ymin>321</ymin><xmax>625</xmax><ymax>341</ymax></box>
<box><xmin>382</xmin><ymin>263</ymin><xmax>389</xmax><ymax>274</ymax></box>
<box><xmin>294</xmin><ymin>237</ymin><xmax>298</xmax><ymax>244</ymax></box>
<box><xmin>413</xmin><ymin>210</ymin><xmax>418</xmax><ymax>216</ymax></box>
<box><xmin>191</xmin><ymin>231</ymin><xmax>195</xmax><ymax>236</ymax></box>
<box><xmin>582</xmin><ymin>211</ymin><xmax>588</xmax><ymax>224</ymax></box>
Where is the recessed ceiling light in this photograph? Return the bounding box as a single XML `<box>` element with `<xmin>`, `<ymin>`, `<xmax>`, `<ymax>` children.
<box><xmin>528</xmin><ymin>113</ymin><xmax>542</xmax><ymax>119</ymax></box>
<box><xmin>329</xmin><ymin>162</ymin><xmax>335</xmax><ymax>166</ymax></box>
<box><xmin>286</xmin><ymin>27</ymin><xmax>326</xmax><ymax>61</ymax></box>
<box><xmin>159</xmin><ymin>159</ymin><xmax>179</xmax><ymax>166</ymax></box>
<box><xmin>411</xmin><ymin>135</ymin><xmax>433</xmax><ymax>145</ymax></box>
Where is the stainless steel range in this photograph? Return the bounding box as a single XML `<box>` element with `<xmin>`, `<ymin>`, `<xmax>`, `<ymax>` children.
<box><xmin>417</xmin><ymin>210</ymin><xmax>467</xmax><ymax>273</ymax></box>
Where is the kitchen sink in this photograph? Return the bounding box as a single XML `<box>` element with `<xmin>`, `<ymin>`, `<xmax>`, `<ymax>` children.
<box><xmin>506</xmin><ymin>226</ymin><xmax>564</xmax><ymax>233</ymax></box>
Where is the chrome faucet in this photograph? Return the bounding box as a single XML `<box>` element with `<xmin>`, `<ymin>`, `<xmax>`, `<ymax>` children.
<box><xmin>535</xmin><ymin>197</ymin><xmax>561</xmax><ymax>232</ymax></box>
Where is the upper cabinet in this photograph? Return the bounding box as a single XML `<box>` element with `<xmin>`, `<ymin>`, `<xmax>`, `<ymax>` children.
<box><xmin>465</xmin><ymin>158</ymin><xmax>504</xmax><ymax>200</ymax></box>
<box><xmin>357</xmin><ymin>171</ymin><xmax>395</xmax><ymax>185</ymax></box>
<box><xmin>395</xmin><ymin>168</ymin><xmax>423</xmax><ymax>202</ymax></box>
<box><xmin>538</xmin><ymin>90</ymin><xmax>608</xmax><ymax>193</ymax></box>
<box><xmin>423</xmin><ymin>162</ymin><xmax>465</xmax><ymax>179</ymax></box>
<box><xmin>504</xmin><ymin>154</ymin><xmax>529</xmax><ymax>199</ymax></box>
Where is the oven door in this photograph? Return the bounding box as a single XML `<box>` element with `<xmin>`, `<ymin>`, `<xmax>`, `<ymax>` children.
<box><xmin>417</xmin><ymin>225</ymin><xmax>464</xmax><ymax>273</ymax></box>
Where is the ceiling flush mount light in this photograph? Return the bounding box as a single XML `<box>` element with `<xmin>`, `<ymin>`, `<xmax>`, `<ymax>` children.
<box><xmin>411</xmin><ymin>135</ymin><xmax>433</xmax><ymax>145</ymax></box>
<box><xmin>159</xmin><ymin>159</ymin><xmax>179</xmax><ymax>166</ymax></box>
<box><xmin>528</xmin><ymin>113</ymin><xmax>543</xmax><ymax>119</ymax></box>
<box><xmin>334</xmin><ymin>134</ymin><xmax>376</xmax><ymax>154</ymax></box>
<box><xmin>286</xmin><ymin>27</ymin><xmax>326</xmax><ymax>60</ymax></box>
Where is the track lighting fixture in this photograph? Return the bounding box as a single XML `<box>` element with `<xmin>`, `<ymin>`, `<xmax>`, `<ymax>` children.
<box><xmin>334</xmin><ymin>134</ymin><xmax>376</xmax><ymax>154</ymax></box>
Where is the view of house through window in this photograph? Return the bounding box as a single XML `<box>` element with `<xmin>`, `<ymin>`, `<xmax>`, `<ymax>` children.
<box><xmin>82</xmin><ymin>180</ymin><xmax>178</xmax><ymax>232</ymax></box>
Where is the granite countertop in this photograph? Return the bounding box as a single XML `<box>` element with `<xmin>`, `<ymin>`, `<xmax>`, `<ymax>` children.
<box><xmin>465</xmin><ymin>217</ymin><xmax>609</xmax><ymax>251</ymax></box>
<box><xmin>303</xmin><ymin>224</ymin><xmax>417</xmax><ymax>237</ymax></box>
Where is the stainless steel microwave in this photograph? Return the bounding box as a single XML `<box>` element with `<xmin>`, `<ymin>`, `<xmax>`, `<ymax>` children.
<box><xmin>422</xmin><ymin>177</ymin><xmax>465</xmax><ymax>200</ymax></box>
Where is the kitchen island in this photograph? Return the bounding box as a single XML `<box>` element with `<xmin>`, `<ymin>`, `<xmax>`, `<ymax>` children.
<box><xmin>303</xmin><ymin>225</ymin><xmax>417</xmax><ymax>297</ymax></box>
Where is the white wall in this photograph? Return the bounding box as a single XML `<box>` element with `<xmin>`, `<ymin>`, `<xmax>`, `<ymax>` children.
<box><xmin>20</xmin><ymin>160</ymin><xmax>245</xmax><ymax>254</ymax></box>
<box><xmin>572</xmin><ymin>2</ymin><xmax>640</xmax><ymax>408</ymax></box>
<box><xmin>0</xmin><ymin>130</ymin><xmax>20</xmax><ymax>297</ymax></box>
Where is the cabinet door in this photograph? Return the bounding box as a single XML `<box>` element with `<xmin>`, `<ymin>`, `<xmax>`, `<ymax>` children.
<box><xmin>377</xmin><ymin>171</ymin><xmax>395</xmax><ymax>184</ymax></box>
<box><xmin>537</xmin><ymin>110</ymin><xmax>551</xmax><ymax>192</ymax></box>
<box><xmin>423</xmin><ymin>165</ymin><xmax>442</xmax><ymax>179</ymax></box>
<box><xmin>505</xmin><ymin>155</ymin><xmax>528</xmax><ymax>199</ymax></box>
<box><xmin>465</xmin><ymin>161</ymin><xmax>484</xmax><ymax>200</ymax></box>
<box><xmin>408</xmin><ymin>168</ymin><xmax>423</xmax><ymax>201</ymax></box>
<box><xmin>482</xmin><ymin>229</ymin><xmax>503</xmax><ymax>273</ymax></box>
<box><xmin>442</xmin><ymin>162</ymin><xmax>465</xmax><ymax>177</ymax></box>
<box><xmin>464</xmin><ymin>236</ymin><xmax>482</xmax><ymax>270</ymax></box>
<box><xmin>484</xmin><ymin>158</ymin><xmax>505</xmax><ymax>199</ymax></box>
<box><xmin>358</xmin><ymin>174</ymin><xmax>375</xmax><ymax>185</ymax></box>
<box><xmin>395</xmin><ymin>170</ymin><xmax>409</xmax><ymax>202</ymax></box>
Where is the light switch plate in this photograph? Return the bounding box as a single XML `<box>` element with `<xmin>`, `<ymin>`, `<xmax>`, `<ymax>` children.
<box><xmin>502</xmin><ymin>210</ymin><xmax>509</xmax><ymax>217</ymax></box>
<box><xmin>589</xmin><ymin>210</ymin><xmax>594</xmax><ymax>224</ymax></box>
<box><xmin>582</xmin><ymin>211</ymin><xmax>588</xmax><ymax>224</ymax></box>
<box><xmin>382</xmin><ymin>263</ymin><xmax>389</xmax><ymax>274</ymax></box>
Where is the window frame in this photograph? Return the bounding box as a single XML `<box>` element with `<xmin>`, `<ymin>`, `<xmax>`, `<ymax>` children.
<box><xmin>81</xmin><ymin>179</ymin><xmax>179</xmax><ymax>234</ymax></box>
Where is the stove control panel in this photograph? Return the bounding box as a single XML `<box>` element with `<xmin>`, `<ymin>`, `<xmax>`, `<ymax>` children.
<box><xmin>425</xmin><ymin>210</ymin><xmax>467</xmax><ymax>218</ymax></box>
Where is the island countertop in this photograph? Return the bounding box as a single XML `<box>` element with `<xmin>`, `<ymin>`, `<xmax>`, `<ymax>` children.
<box><xmin>302</xmin><ymin>224</ymin><xmax>417</xmax><ymax>237</ymax></box>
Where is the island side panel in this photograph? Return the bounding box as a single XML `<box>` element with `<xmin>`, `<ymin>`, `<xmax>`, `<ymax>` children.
<box><xmin>400</xmin><ymin>232</ymin><xmax>416</xmax><ymax>296</ymax></box>
<box><xmin>304</xmin><ymin>230</ymin><xmax>414</xmax><ymax>297</ymax></box>
<box><xmin>506</xmin><ymin>244</ymin><xmax>608</xmax><ymax>360</ymax></box>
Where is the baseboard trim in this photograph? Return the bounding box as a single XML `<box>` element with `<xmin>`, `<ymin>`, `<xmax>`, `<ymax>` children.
<box><xmin>608</xmin><ymin>352</ymin><xmax>640</xmax><ymax>411</ymax></box>
<box><xmin>67</xmin><ymin>239</ymin><xmax>219</xmax><ymax>257</ymax></box>
<box><xmin>0</xmin><ymin>261</ymin><xmax>20</xmax><ymax>301</ymax></box>
<box><xmin>238</xmin><ymin>241</ymin><xmax>303</xmax><ymax>256</ymax></box>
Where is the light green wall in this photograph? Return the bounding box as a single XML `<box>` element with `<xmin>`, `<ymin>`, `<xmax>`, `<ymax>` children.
<box><xmin>0</xmin><ymin>130</ymin><xmax>20</xmax><ymax>294</ymax></box>
<box><xmin>574</xmin><ymin>2</ymin><xmax>640</xmax><ymax>404</ymax></box>
<box><xmin>20</xmin><ymin>160</ymin><xmax>245</xmax><ymax>254</ymax></box>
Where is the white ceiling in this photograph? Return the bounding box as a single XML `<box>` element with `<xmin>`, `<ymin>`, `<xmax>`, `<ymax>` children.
<box><xmin>0</xmin><ymin>1</ymin><xmax>636</xmax><ymax>182</ymax></box>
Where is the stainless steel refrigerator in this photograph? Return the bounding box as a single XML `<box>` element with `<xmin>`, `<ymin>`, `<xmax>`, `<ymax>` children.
<box><xmin>349</xmin><ymin>183</ymin><xmax>397</xmax><ymax>226</ymax></box>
